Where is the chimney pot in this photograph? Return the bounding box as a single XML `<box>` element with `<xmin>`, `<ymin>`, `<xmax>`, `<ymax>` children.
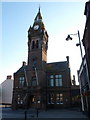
<box><xmin>22</xmin><ymin>61</ymin><xmax>26</xmax><ymax>66</ymax></box>
<box><xmin>66</xmin><ymin>56</ymin><xmax>69</xmax><ymax>63</ymax></box>
<box><xmin>7</xmin><ymin>75</ymin><xmax>12</xmax><ymax>79</ymax></box>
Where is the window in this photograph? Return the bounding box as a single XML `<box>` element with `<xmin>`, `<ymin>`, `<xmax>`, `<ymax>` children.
<box><xmin>49</xmin><ymin>75</ymin><xmax>54</xmax><ymax>86</ymax></box>
<box><xmin>48</xmin><ymin>74</ymin><xmax>62</xmax><ymax>87</ymax></box>
<box><xmin>32</xmin><ymin>41</ymin><xmax>35</xmax><ymax>49</ymax></box>
<box><xmin>17</xmin><ymin>95</ymin><xmax>23</xmax><ymax>104</ymax></box>
<box><xmin>55</xmin><ymin>75</ymin><xmax>62</xmax><ymax>86</ymax></box>
<box><xmin>48</xmin><ymin>94</ymin><xmax>54</xmax><ymax>104</ymax></box>
<box><xmin>36</xmin><ymin>40</ymin><xmax>39</xmax><ymax>48</ymax></box>
<box><xmin>17</xmin><ymin>95</ymin><xmax>20</xmax><ymax>104</ymax></box>
<box><xmin>60</xmin><ymin>94</ymin><xmax>63</xmax><ymax>104</ymax></box>
<box><xmin>31</xmin><ymin>96</ymin><xmax>36</xmax><ymax>103</ymax></box>
<box><xmin>19</xmin><ymin>77</ymin><xmax>25</xmax><ymax>87</ymax></box>
<box><xmin>56</xmin><ymin>93</ymin><xmax>63</xmax><ymax>104</ymax></box>
<box><xmin>31</xmin><ymin>76</ymin><xmax>37</xmax><ymax>86</ymax></box>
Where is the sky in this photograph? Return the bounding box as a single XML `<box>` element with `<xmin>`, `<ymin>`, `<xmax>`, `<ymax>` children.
<box><xmin>1</xmin><ymin>1</ymin><xmax>87</xmax><ymax>84</ymax></box>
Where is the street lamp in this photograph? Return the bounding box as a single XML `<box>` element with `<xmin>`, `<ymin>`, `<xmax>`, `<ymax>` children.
<box><xmin>66</xmin><ymin>30</ymin><xmax>84</xmax><ymax>111</ymax></box>
<box><xmin>66</xmin><ymin>30</ymin><xmax>83</xmax><ymax>60</ymax></box>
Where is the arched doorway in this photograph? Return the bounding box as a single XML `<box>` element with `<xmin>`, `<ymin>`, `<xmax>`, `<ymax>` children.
<box><xmin>28</xmin><ymin>95</ymin><xmax>36</xmax><ymax>108</ymax></box>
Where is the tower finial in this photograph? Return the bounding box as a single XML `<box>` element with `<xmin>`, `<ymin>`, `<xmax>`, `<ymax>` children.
<box><xmin>39</xmin><ymin>5</ymin><xmax>40</xmax><ymax>13</ymax></box>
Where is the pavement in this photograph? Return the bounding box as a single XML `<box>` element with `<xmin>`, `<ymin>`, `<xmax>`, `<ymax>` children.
<box><xmin>0</xmin><ymin>107</ymin><xmax>89</xmax><ymax>120</ymax></box>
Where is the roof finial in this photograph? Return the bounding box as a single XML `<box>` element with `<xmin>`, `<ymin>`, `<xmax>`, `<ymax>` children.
<box><xmin>39</xmin><ymin>5</ymin><xmax>40</xmax><ymax>13</ymax></box>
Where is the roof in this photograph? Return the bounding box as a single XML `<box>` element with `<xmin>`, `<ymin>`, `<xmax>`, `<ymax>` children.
<box><xmin>14</xmin><ymin>61</ymin><xmax>69</xmax><ymax>74</ymax></box>
<box><xmin>46</xmin><ymin>61</ymin><xmax>68</xmax><ymax>72</ymax></box>
<box><xmin>14</xmin><ymin>65</ymin><xmax>27</xmax><ymax>75</ymax></box>
<box><xmin>84</xmin><ymin>1</ymin><xmax>90</xmax><ymax>16</ymax></box>
<box><xmin>34</xmin><ymin>7</ymin><xmax>42</xmax><ymax>21</ymax></box>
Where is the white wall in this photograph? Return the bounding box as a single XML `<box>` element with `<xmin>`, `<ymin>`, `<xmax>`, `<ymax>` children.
<box><xmin>1</xmin><ymin>79</ymin><xmax>13</xmax><ymax>104</ymax></box>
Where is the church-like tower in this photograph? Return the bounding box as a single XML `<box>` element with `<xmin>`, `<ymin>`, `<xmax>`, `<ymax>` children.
<box><xmin>28</xmin><ymin>8</ymin><xmax>48</xmax><ymax>66</ymax></box>
<box><xmin>26</xmin><ymin>8</ymin><xmax>48</xmax><ymax>87</ymax></box>
<box><xmin>25</xmin><ymin>8</ymin><xmax>49</xmax><ymax>109</ymax></box>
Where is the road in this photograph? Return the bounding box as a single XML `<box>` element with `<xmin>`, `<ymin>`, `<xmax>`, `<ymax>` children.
<box><xmin>0</xmin><ymin>107</ymin><xmax>89</xmax><ymax>120</ymax></box>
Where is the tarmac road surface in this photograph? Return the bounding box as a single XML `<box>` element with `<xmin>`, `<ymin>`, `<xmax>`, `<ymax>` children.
<box><xmin>0</xmin><ymin>107</ymin><xmax>89</xmax><ymax>120</ymax></box>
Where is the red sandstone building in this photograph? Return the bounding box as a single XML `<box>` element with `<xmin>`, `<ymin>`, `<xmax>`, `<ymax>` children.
<box><xmin>12</xmin><ymin>8</ymin><xmax>79</xmax><ymax>110</ymax></box>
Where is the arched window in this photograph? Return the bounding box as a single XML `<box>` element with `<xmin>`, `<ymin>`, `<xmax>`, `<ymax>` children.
<box><xmin>36</xmin><ymin>40</ymin><xmax>39</xmax><ymax>48</ymax></box>
<box><xmin>32</xmin><ymin>41</ymin><xmax>35</xmax><ymax>49</ymax></box>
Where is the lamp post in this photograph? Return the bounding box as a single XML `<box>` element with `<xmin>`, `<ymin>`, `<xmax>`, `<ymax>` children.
<box><xmin>66</xmin><ymin>30</ymin><xmax>83</xmax><ymax>59</ymax></box>
<box><xmin>66</xmin><ymin>30</ymin><xmax>84</xmax><ymax>111</ymax></box>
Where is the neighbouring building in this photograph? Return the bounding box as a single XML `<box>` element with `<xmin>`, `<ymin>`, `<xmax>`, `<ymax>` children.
<box><xmin>78</xmin><ymin>56</ymin><xmax>90</xmax><ymax>113</ymax></box>
<box><xmin>12</xmin><ymin>8</ymin><xmax>79</xmax><ymax>110</ymax></box>
<box><xmin>83</xmin><ymin>1</ymin><xmax>90</xmax><ymax>82</ymax></box>
<box><xmin>80</xmin><ymin>1</ymin><xmax>90</xmax><ymax>117</ymax></box>
<box><xmin>0</xmin><ymin>75</ymin><xmax>13</xmax><ymax>107</ymax></box>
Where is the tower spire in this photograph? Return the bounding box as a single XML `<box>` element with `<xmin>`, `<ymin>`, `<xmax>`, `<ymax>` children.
<box><xmin>39</xmin><ymin>5</ymin><xmax>40</xmax><ymax>13</ymax></box>
<box><xmin>34</xmin><ymin>6</ymin><xmax>42</xmax><ymax>21</ymax></box>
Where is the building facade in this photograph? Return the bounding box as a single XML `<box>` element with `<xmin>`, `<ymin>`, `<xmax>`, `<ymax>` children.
<box><xmin>83</xmin><ymin>1</ymin><xmax>90</xmax><ymax>83</ymax></box>
<box><xmin>1</xmin><ymin>75</ymin><xmax>13</xmax><ymax>107</ymax></box>
<box><xmin>79</xmin><ymin>1</ymin><xmax>90</xmax><ymax>117</ymax></box>
<box><xmin>78</xmin><ymin>56</ymin><xmax>90</xmax><ymax>113</ymax></box>
<box><xmin>12</xmin><ymin>8</ymin><xmax>73</xmax><ymax>110</ymax></box>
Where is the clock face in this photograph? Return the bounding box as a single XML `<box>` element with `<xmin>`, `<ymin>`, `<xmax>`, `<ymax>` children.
<box><xmin>34</xmin><ymin>25</ymin><xmax>39</xmax><ymax>30</ymax></box>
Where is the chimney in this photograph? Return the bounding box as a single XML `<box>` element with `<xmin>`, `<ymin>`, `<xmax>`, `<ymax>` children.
<box><xmin>7</xmin><ymin>75</ymin><xmax>12</xmax><ymax>79</ymax></box>
<box><xmin>66</xmin><ymin>56</ymin><xmax>70</xmax><ymax>67</ymax></box>
<box><xmin>66</xmin><ymin>56</ymin><xmax>69</xmax><ymax>63</ymax></box>
<box><xmin>22</xmin><ymin>61</ymin><xmax>26</xmax><ymax>66</ymax></box>
<box><xmin>72</xmin><ymin>75</ymin><xmax>76</xmax><ymax>85</ymax></box>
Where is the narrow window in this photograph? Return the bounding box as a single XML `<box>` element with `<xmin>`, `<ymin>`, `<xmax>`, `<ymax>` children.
<box><xmin>32</xmin><ymin>41</ymin><xmax>35</xmax><ymax>49</ymax></box>
<box><xmin>51</xmin><ymin>94</ymin><xmax>54</xmax><ymax>104</ymax></box>
<box><xmin>17</xmin><ymin>95</ymin><xmax>20</xmax><ymax>104</ymax></box>
<box><xmin>31</xmin><ymin>76</ymin><xmax>37</xmax><ymax>86</ymax></box>
<box><xmin>49</xmin><ymin>75</ymin><xmax>54</xmax><ymax>87</ymax></box>
<box><xmin>60</xmin><ymin>93</ymin><xmax>63</xmax><ymax>104</ymax></box>
<box><xmin>48</xmin><ymin>94</ymin><xmax>54</xmax><ymax>104</ymax></box>
<box><xmin>56</xmin><ymin>93</ymin><xmax>60</xmax><ymax>104</ymax></box>
<box><xmin>55</xmin><ymin>75</ymin><xmax>62</xmax><ymax>86</ymax></box>
<box><xmin>36</xmin><ymin>40</ymin><xmax>39</xmax><ymax>48</ymax></box>
<box><xmin>19</xmin><ymin>77</ymin><xmax>25</xmax><ymax>88</ymax></box>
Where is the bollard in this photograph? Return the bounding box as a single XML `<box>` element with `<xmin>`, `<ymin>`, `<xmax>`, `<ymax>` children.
<box><xmin>37</xmin><ymin>109</ymin><xmax>38</xmax><ymax>118</ymax></box>
<box><xmin>25</xmin><ymin>111</ymin><xmax>27</xmax><ymax>120</ymax></box>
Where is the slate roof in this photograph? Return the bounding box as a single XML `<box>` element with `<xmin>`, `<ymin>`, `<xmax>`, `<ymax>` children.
<box><xmin>14</xmin><ymin>61</ymin><xmax>68</xmax><ymax>74</ymax></box>
<box><xmin>46</xmin><ymin>61</ymin><xmax>68</xmax><ymax>72</ymax></box>
<box><xmin>14</xmin><ymin>65</ymin><xmax>27</xmax><ymax>75</ymax></box>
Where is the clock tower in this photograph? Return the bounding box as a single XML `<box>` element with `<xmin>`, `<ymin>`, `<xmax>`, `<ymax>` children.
<box><xmin>28</xmin><ymin>8</ymin><xmax>48</xmax><ymax>68</ymax></box>
<box><xmin>26</xmin><ymin>8</ymin><xmax>48</xmax><ymax>109</ymax></box>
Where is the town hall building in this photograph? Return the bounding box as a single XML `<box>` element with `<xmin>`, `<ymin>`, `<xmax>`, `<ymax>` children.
<box><xmin>12</xmin><ymin>8</ymin><xmax>73</xmax><ymax>110</ymax></box>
